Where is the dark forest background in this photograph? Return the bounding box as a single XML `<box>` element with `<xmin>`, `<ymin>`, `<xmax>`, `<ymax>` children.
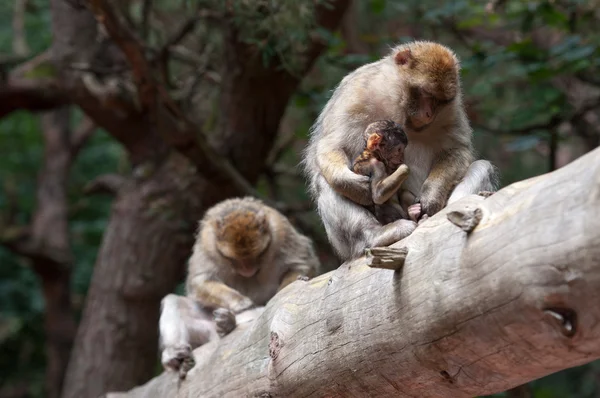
<box><xmin>0</xmin><ymin>0</ymin><xmax>599</xmax><ymax>397</ymax></box>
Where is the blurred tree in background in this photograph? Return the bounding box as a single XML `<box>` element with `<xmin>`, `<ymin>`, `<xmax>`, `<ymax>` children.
<box><xmin>0</xmin><ymin>0</ymin><xmax>598</xmax><ymax>397</ymax></box>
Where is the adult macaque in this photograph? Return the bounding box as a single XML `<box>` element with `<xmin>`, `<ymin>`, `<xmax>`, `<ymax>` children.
<box><xmin>303</xmin><ymin>40</ymin><xmax>497</xmax><ymax>260</ymax></box>
<box><xmin>352</xmin><ymin>120</ymin><xmax>412</xmax><ymax>224</ymax></box>
<box><xmin>159</xmin><ymin>197</ymin><xmax>319</xmax><ymax>377</ymax></box>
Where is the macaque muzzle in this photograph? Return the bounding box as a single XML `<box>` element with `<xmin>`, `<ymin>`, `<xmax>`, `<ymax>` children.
<box><xmin>234</xmin><ymin>259</ymin><xmax>260</xmax><ymax>278</ymax></box>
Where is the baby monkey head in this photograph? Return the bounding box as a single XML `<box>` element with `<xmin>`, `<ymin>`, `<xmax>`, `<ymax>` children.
<box><xmin>364</xmin><ymin>120</ymin><xmax>408</xmax><ymax>169</ymax></box>
<box><xmin>215</xmin><ymin>207</ymin><xmax>271</xmax><ymax>278</ymax></box>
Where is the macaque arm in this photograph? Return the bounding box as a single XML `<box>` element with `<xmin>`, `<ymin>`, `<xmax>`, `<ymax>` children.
<box><xmin>419</xmin><ymin>149</ymin><xmax>471</xmax><ymax>216</ymax></box>
<box><xmin>372</xmin><ymin>164</ymin><xmax>410</xmax><ymax>205</ymax></box>
<box><xmin>318</xmin><ymin>147</ymin><xmax>373</xmax><ymax>206</ymax></box>
<box><xmin>278</xmin><ymin>257</ymin><xmax>318</xmax><ymax>292</ymax></box>
<box><xmin>188</xmin><ymin>276</ymin><xmax>254</xmax><ymax>314</ymax></box>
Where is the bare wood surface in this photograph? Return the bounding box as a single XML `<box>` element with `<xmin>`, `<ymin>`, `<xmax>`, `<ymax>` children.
<box><xmin>109</xmin><ymin>147</ymin><xmax>600</xmax><ymax>397</ymax></box>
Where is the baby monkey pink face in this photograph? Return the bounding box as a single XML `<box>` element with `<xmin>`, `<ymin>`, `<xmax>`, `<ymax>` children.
<box><xmin>363</xmin><ymin>120</ymin><xmax>408</xmax><ymax>170</ymax></box>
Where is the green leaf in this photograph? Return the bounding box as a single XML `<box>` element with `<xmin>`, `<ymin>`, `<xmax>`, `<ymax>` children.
<box><xmin>369</xmin><ymin>0</ymin><xmax>386</xmax><ymax>14</ymax></box>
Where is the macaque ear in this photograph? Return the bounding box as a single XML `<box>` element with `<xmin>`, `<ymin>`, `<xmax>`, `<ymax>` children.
<box><xmin>366</xmin><ymin>133</ymin><xmax>382</xmax><ymax>150</ymax></box>
<box><xmin>394</xmin><ymin>49</ymin><xmax>413</xmax><ymax>66</ymax></box>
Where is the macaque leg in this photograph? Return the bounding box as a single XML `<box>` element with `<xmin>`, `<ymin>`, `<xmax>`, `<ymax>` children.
<box><xmin>366</xmin><ymin>218</ymin><xmax>417</xmax><ymax>248</ymax></box>
<box><xmin>159</xmin><ymin>294</ymin><xmax>217</xmax><ymax>374</ymax></box>
<box><xmin>447</xmin><ymin>160</ymin><xmax>498</xmax><ymax>205</ymax></box>
<box><xmin>189</xmin><ymin>279</ymin><xmax>255</xmax><ymax>314</ymax></box>
<box><xmin>317</xmin><ymin>179</ymin><xmax>416</xmax><ymax>260</ymax></box>
<box><xmin>371</xmin><ymin>163</ymin><xmax>410</xmax><ymax>205</ymax></box>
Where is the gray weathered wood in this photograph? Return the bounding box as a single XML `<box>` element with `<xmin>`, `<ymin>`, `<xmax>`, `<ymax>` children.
<box><xmin>108</xmin><ymin>147</ymin><xmax>600</xmax><ymax>398</ymax></box>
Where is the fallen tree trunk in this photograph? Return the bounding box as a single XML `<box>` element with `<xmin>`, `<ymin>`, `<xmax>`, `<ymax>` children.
<box><xmin>109</xmin><ymin>147</ymin><xmax>600</xmax><ymax>398</ymax></box>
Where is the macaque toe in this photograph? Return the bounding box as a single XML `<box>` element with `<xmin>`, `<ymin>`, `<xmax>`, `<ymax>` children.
<box><xmin>162</xmin><ymin>344</ymin><xmax>193</xmax><ymax>373</ymax></box>
<box><xmin>477</xmin><ymin>190</ymin><xmax>495</xmax><ymax>198</ymax></box>
<box><xmin>214</xmin><ymin>308</ymin><xmax>236</xmax><ymax>337</ymax></box>
<box><xmin>297</xmin><ymin>275</ymin><xmax>310</xmax><ymax>282</ymax></box>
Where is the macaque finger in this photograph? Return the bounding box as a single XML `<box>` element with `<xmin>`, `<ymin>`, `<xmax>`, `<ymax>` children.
<box><xmin>408</xmin><ymin>203</ymin><xmax>422</xmax><ymax>222</ymax></box>
<box><xmin>213</xmin><ymin>308</ymin><xmax>237</xmax><ymax>337</ymax></box>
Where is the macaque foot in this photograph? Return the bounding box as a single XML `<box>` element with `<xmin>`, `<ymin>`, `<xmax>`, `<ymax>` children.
<box><xmin>408</xmin><ymin>203</ymin><xmax>422</xmax><ymax>223</ymax></box>
<box><xmin>162</xmin><ymin>344</ymin><xmax>194</xmax><ymax>375</ymax></box>
<box><xmin>477</xmin><ymin>190</ymin><xmax>495</xmax><ymax>198</ymax></box>
<box><xmin>213</xmin><ymin>308</ymin><xmax>236</xmax><ymax>337</ymax></box>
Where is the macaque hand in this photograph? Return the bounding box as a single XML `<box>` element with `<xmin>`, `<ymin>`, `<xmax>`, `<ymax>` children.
<box><xmin>230</xmin><ymin>296</ymin><xmax>255</xmax><ymax>314</ymax></box>
<box><xmin>214</xmin><ymin>308</ymin><xmax>236</xmax><ymax>337</ymax></box>
<box><xmin>161</xmin><ymin>343</ymin><xmax>194</xmax><ymax>375</ymax></box>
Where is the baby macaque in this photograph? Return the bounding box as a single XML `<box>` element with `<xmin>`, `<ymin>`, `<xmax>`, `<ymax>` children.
<box><xmin>159</xmin><ymin>197</ymin><xmax>319</xmax><ymax>377</ymax></box>
<box><xmin>303</xmin><ymin>40</ymin><xmax>498</xmax><ymax>260</ymax></box>
<box><xmin>352</xmin><ymin>120</ymin><xmax>412</xmax><ymax>224</ymax></box>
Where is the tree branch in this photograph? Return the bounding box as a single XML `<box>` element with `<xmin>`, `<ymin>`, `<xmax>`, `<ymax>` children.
<box><xmin>109</xmin><ymin>147</ymin><xmax>600</xmax><ymax>397</ymax></box>
<box><xmin>12</xmin><ymin>0</ymin><xmax>30</xmax><ymax>56</ymax></box>
<box><xmin>70</xmin><ymin>116</ymin><xmax>97</xmax><ymax>154</ymax></box>
<box><xmin>0</xmin><ymin>51</ymin><xmax>69</xmax><ymax>118</ymax></box>
<box><xmin>83</xmin><ymin>173</ymin><xmax>128</xmax><ymax>196</ymax></box>
<box><xmin>86</xmin><ymin>0</ymin><xmax>273</xmax><ymax>201</ymax></box>
<box><xmin>475</xmin><ymin>98</ymin><xmax>600</xmax><ymax>136</ymax></box>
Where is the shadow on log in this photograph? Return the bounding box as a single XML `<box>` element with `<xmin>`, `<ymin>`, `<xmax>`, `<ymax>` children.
<box><xmin>107</xmin><ymin>147</ymin><xmax>600</xmax><ymax>398</ymax></box>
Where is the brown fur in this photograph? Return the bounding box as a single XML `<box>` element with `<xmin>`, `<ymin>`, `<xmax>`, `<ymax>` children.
<box><xmin>215</xmin><ymin>208</ymin><xmax>271</xmax><ymax>259</ymax></box>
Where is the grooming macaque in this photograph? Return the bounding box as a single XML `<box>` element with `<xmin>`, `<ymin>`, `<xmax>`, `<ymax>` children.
<box><xmin>352</xmin><ymin>120</ymin><xmax>412</xmax><ymax>224</ymax></box>
<box><xmin>159</xmin><ymin>197</ymin><xmax>319</xmax><ymax>376</ymax></box>
<box><xmin>304</xmin><ymin>40</ymin><xmax>497</xmax><ymax>260</ymax></box>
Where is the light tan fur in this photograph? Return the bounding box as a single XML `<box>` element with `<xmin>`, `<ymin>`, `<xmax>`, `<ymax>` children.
<box><xmin>303</xmin><ymin>40</ymin><xmax>497</xmax><ymax>260</ymax></box>
<box><xmin>159</xmin><ymin>197</ymin><xmax>319</xmax><ymax>375</ymax></box>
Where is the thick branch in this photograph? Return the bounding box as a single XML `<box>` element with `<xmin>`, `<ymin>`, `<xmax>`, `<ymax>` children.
<box><xmin>0</xmin><ymin>77</ymin><xmax>68</xmax><ymax>118</ymax></box>
<box><xmin>86</xmin><ymin>0</ymin><xmax>269</xmax><ymax>199</ymax></box>
<box><xmin>111</xmin><ymin>147</ymin><xmax>600</xmax><ymax>397</ymax></box>
<box><xmin>83</xmin><ymin>173</ymin><xmax>127</xmax><ymax>196</ymax></box>
<box><xmin>0</xmin><ymin>51</ymin><xmax>69</xmax><ymax>118</ymax></box>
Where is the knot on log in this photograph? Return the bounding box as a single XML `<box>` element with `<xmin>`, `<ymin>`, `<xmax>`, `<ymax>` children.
<box><xmin>544</xmin><ymin>307</ymin><xmax>577</xmax><ymax>338</ymax></box>
<box><xmin>365</xmin><ymin>247</ymin><xmax>408</xmax><ymax>270</ymax></box>
<box><xmin>326</xmin><ymin>312</ymin><xmax>343</xmax><ymax>334</ymax></box>
<box><xmin>439</xmin><ymin>370</ymin><xmax>456</xmax><ymax>384</ymax></box>
<box><xmin>446</xmin><ymin>207</ymin><xmax>483</xmax><ymax>233</ymax></box>
<box><xmin>269</xmin><ymin>332</ymin><xmax>281</xmax><ymax>360</ymax></box>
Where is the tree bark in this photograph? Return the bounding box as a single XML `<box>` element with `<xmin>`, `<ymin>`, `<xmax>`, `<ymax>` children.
<box><xmin>62</xmin><ymin>152</ymin><xmax>219</xmax><ymax>398</ymax></box>
<box><xmin>0</xmin><ymin>108</ymin><xmax>94</xmax><ymax>398</ymax></box>
<box><xmin>50</xmin><ymin>0</ymin><xmax>351</xmax><ymax>396</ymax></box>
<box><xmin>108</xmin><ymin>147</ymin><xmax>600</xmax><ymax>398</ymax></box>
<box><xmin>34</xmin><ymin>109</ymin><xmax>78</xmax><ymax>398</ymax></box>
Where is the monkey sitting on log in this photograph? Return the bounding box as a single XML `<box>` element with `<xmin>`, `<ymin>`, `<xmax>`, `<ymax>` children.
<box><xmin>159</xmin><ymin>197</ymin><xmax>319</xmax><ymax>377</ymax></box>
<box><xmin>352</xmin><ymin>120</ymin><xmax>413</xmax><ymax>224</ymax></box>
<box><xmin>303</xmin><ymin>40</ymin><xmax>498</xmax><ymax>261</ymax></box>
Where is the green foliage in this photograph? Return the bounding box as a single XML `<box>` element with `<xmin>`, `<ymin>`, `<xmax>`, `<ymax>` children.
<box><xmin>2</xmin><ymin>0</ymin><xmax>600</xmax><ymax>396</ymax></box>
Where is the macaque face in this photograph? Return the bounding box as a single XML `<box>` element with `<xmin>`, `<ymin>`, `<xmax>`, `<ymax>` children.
<box><xmin>215</xmin><ymin>211</ymin><xmax>272</xmax><ymax>277</ymax></box>
<box><xmin>405</xmin><ymin>87</ymin><xmax>448</xmax><ymax>131</ymax></box>
<box><xmin>394</xmin><ymin>44</ymin><xmax>459</xmax><ymax>132</ymax></box>
<box><xmin>364</xmin><ymin>120</ymin><xmax>408</xmax><ymax>169</ymax></box>
<box><xmin>377</xmin><ymin>133</ymin><xmax>406</xmax><ymax>168</ymax></box>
